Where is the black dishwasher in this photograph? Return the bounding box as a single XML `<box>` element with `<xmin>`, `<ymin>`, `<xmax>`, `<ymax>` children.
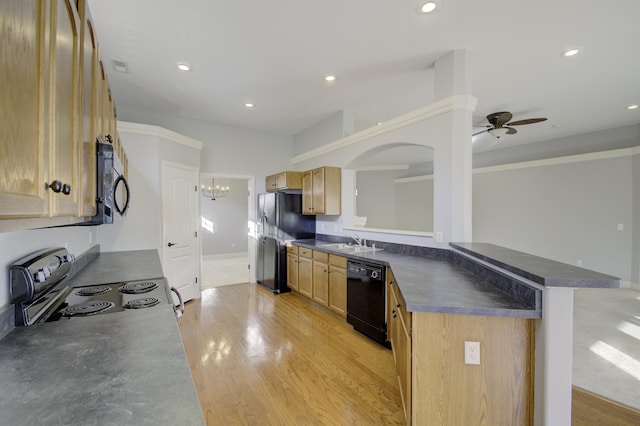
<box><xmin>346</xmin><ymin>260</ymin><xmax>388</xmax><ymax>347</ymax></box>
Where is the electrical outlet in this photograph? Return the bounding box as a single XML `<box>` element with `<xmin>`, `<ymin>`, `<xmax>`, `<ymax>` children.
<box><xmin>577</xmin><ymin>259</ymin><xmax>583</xmax><ymax>267</ymax></box>
<box><xmin>435</xmin><ymin>231</ymin><xmax>443</xmax><ymax>243</ymax></box>
<box><xmin>464</xmin><ymin>341</ymin><xmax>480</xmax><ymax>365</ymax></box>
<box><xmin>617</xmin><ymin>223</ymin><xmax>624</xmax><ymax>231</ymax></box>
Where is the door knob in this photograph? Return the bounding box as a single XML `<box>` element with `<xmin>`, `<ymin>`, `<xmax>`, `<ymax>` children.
<box><xmin>167</xmin><ymin>242</ymin><xmax>176</xmax><ymax>247</ymax></box>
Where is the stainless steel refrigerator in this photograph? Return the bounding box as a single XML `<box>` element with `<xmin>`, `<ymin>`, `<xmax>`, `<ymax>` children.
<box><xmin>256</xmin><ymin>192</ymin><xmax>315</xmax><ymax>293</ymax></box>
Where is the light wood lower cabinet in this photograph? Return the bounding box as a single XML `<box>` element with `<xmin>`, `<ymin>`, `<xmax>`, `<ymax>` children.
<box><xmin>312</xmin><ymin>251</ymin><xmax>329</xmax><ymax>306</ymax></box>
<box><xmin>387</xmin><ymin>270</ymin><xmax>411</xmax><ymax>425</ymax></box>
<box><xmin>288</xmin><ymin>247</ymin><xmax>347</xmax><ymax>319</ymax></box>
<box><xmin>328</xmin><ymin>254</ymin><xmax>347</xmax><ymax>317</ymax></box>
<box><xmin>387</xmin><ymin>267</ymin><xmax>535</xmax><ymax>425</ymax></box>
<box><xmin>286</xmin><ymin>252</ymin><xmax>299</xmax><ymax>292</ymax></box>
<box><xmin>297</xmin><ymin>251</ymin><xmax>313</xmax><ymax>299</ymax></box>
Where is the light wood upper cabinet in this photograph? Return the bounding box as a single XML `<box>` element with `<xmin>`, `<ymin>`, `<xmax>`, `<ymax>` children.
<box><xmin>0</xmin><ymin>0</ymin><xmax>49</xmax><ymax>219</ymax></box>
<box><xmin>49</xmin><ymin>0</ymin><xmax>81</xmax><ymax>217</ymax></box>
<box><xmin>302</xmin><ymin>166</ymin><xmax>341</xmax><ymax>215</ymax></box>
<box><xmin>77</xmin><ymin>0</ymin><xmax>97</xmax><ymax>217</ymax></box>
<box><xmin>0</xmin><ymin>0</ymin><xmax>125</xmax><ymax>230</ymax></box>
<box><xmin>265</xmin><ymin>171</ymin><xmax>302</xmax><ymax>192</ymax></box>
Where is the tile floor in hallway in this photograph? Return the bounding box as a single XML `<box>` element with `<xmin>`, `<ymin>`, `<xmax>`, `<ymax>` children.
<box><xmin>201</xmin><ymin>252</ymin><xmax>249</xmax><ymax>289</ymax></box>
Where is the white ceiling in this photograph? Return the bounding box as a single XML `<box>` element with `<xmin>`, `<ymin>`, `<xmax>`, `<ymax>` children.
<box><xmin>87</xmin><ymin>0</ymin><xmax>640</xmax><ymax>160</ymax></box>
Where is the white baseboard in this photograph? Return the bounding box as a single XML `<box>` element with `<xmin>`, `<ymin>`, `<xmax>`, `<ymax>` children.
<box><xmin>203</xmin><ymin>252</ymin><xmax>248</xmax><ymax>260</ymax></box>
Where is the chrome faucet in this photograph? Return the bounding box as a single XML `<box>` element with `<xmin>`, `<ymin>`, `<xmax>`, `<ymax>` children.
<box><xmin>351</xmin><ymin>234</ymin><xmax>365</xmax><ymax>247</ymax></box>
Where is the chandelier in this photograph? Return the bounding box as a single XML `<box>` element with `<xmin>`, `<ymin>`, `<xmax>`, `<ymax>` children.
<box><xmin>201</xmin><ymin>177</ymin><xmax>229</xmax><ymax>200</ymax></box>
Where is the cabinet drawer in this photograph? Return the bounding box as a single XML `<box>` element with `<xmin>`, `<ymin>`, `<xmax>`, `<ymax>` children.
<box><xmin>287</xmin><ymin>245</ymin><xmax>299</xmax><ymax>254</ymax></box>
<box><xmin>313</xmin><ymin>250</ymin><xmax>328</xmax><ymax>263</ymax></box>
<box><xmin>329</xmin><ymin>254</ymin><xmax>346</xmax><ymax>268</ymax></box>
<box><xmin>299</xmin><ymin>247</ymin><xmax>313</xmax><ymax>258</ymax></box>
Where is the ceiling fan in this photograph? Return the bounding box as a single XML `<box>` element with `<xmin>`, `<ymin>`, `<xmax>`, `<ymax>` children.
<box><xmin>473</xmin><ymin>111</ymin><xmax>547</xmax><ymax>139</ymax></box>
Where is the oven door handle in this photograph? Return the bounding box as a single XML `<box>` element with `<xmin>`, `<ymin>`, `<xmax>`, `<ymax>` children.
<box><xmin>170</xmin><ymin>286</ymin><xmax>185</xmax><ymax>317</ymax></box>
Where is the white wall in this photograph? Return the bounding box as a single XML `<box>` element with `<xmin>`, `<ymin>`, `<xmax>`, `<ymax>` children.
<box><xmin>201</xmin><ymin>178</ymin><xmax>249</xmax><ymax>256</ymax></box>
<box><xmin>117</xmin><ymin>109</ymin><xmax>294</xmax><ymax>196</ymax></box>
<box><xmin>96</xmin><ymin>123</ymin><xmax>201</xmax><ymax>253</ymax></box>
<box><xmin>473</xmin><ymin>149</ymin><xmax>637</xmax><ymax>283</ymax></box>
<box><xmin>633</xmin><ymin>151</ymin><xmax>640</xmax><ymax>284</ymax></box>
<box><xmin>0</xmin><ymin>227</ymin><xmax>95</xmax><ymax>307</ymax></box>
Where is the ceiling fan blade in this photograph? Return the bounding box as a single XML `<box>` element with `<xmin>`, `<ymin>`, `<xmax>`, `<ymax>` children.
<box><xmin>506</xmin><ymin>117</ymin><xmax>548</xmax><ymax>126</ymax></box>
<box><xmin>486</xmin><ymin>111</ymin><xmax>513</xmax><ymax>126</ymax></box>
<box><xmin>505</xmin><ymin>127</ymin><xmax>517</xmax><ymax>135</ymax></box>
<box><xmin>472</xmin><ymin>129</ymin><xmax>489</xmax><ymax>136</ymax></box>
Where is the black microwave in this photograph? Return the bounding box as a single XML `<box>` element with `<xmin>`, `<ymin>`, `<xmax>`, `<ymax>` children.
<box><xmin>90</xmin><ymin>136</ymin><xmax>130</xmax><ymax>224</ymax></box>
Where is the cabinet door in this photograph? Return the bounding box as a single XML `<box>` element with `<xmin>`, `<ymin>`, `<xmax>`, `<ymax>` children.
<box><xmin>311</xmin><ymin>167</ymin><xmax>325</xmax><ymax>214</ymax></box>
<box><xmin>50</xmin><ymin>0</ymin><xmax>81</xmax><ymax>216</ymax></box>
<box><xmin>312</xmin><ymin>260</ymin><xmax>329</xmax><ymax>306</ymax></box>
<box><xmin>301</xmin><ymin>170</ymin><xmax>313</xmax><ymax>214</ymax></box>
<box><xmin>265</xmin><ymin>174</ymin><xmax>277</xmax><ymax>192</ymax></box>
<box><xmin>287</xmin><ymin>253</ymin><xmax>299</xmax><ymax>291</ymax></box>
<box><xmin>297</xmin><ymin>256</ymin><xmax>313</xmax><ymax>298</ymax></box>
<box><xmin>0</xmin><ymin>0</ymin><xmax>49</xmax><ymax>218</ymax></box>
<box><xmin>328</xmin><ymin>265</ymin><xmax>346</xmax><ymax>317</ymax></box>
<box><xmin>78</xmin><ymin>0</ymin><xmax>97</xmax><ymax>216</ymax></box>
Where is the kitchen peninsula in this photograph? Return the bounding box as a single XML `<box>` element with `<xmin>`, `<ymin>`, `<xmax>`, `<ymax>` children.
<box><xmin>292</xmin><ymin>237</ymin><xmax>619</xmax><ymax>425</ymax></box>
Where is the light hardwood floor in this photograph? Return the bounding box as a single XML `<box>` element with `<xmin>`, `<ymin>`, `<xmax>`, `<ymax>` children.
<box><xmin>178</xmin><ymin>283</ymin><xmax>404</xmax><ymax>425</ymax></box>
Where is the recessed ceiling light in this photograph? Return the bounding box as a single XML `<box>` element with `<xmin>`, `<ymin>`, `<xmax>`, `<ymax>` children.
<box><xmin>563</xmin><ymin>48</ymin><xmax>580</xmax><ymax>57</ymax></box>
<box><xmin>244</xmin><ymin>103</ymin><xmax>255</xmax><ymax>109</ymax></box>
<box><xmin>177</xmin><ymin>63</ymin><xmax>191</xmax><ymax>71</ymax></box>
<box><xmin>376</xmin><ymin>122</ymin><xmax>383</xmax><ymax>126</ymax></box>
<box><xmin>627</xmin><ymin>104</ymin><xmax>638</xmax><ymax>110</ymax></box>
<box><xmin>324</xmin><ymin>74</ymin><xmax>337</xmax><ymax>82</ymax></box>
<box><xmin>419</xmin><ymin>2</ymin><xmax>438</xmax><ymax>13</ymax></box>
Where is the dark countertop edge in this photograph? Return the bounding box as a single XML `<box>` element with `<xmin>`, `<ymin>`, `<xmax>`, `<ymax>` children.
<box><xmin>450</xmin><ymin>242</ymin><xmax>620</xmax><ymax>288</ymax></box>
<box><xmin>292</xmin><ymin>239</ymin><xmax>541</xmax><ymax>319</ymax></box>
<box><xmin>405</xmin><ymin>304</ymin><xmax>541</xmax><ymax>319</ymax></box>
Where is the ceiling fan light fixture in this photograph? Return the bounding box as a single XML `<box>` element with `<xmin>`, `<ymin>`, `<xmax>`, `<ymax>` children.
<box><xmin>488</xmin><ymin>127</ymin><xmax>509</xmax><ymax>139</ymax></box>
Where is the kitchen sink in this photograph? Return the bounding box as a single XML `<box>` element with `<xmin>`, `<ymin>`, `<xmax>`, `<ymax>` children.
<box><xmin>319</xmin><ymin>243</ymin><xmax>381</xmax><ymax>254</ymax></box>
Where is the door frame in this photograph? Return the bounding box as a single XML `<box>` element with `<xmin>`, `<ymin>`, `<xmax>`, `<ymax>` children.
<box><xmin>161</xmin><ymin>160</ymin><xmax>201</xmax><ymax>300</ymax></box>
<box><xmin>199</xmin><ymin>172</ymin><xmax>256</xmax><ymax>284</ymax></box>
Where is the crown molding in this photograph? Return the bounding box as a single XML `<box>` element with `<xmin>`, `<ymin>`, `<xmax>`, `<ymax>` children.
<box><xmin>292</xmin><ymin>95</ymin><xmax>477</xmax><ymax>164</ymax></box>
<box><xmin>473</xmin><ymin>146</ymin><xmax>640</xmax><ymax>175</ymax></box>
<box><xmin>117</xmin><ymin>121</ymin><xmax>203</xmax><ymax>151</ymax></box>
<box><xmin>394</xmin><ymin>174</ymin><xmax>433</xmax><ymax>183</ymax></box>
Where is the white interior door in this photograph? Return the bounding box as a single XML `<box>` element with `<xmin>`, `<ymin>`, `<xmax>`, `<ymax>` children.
<box><xmin>162</xmin><ymin>161</ymin><xmax>200</xmax><ymax>303</ymax></box>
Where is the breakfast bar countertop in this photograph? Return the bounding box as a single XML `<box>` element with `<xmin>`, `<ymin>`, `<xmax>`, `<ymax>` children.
<box><xmin>292</xmin><ymin>239</ymin><xmax>543</xmax><ymax>319</ymax></box>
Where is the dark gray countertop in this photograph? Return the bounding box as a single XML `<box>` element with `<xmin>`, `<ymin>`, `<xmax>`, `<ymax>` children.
<box><xmin>0</xmin><ymin>249</ymin><xmax>204</xmax><ymax>426</ymax></box>
<box><xmin>450</xmin><ymin>242</ymin><xmax>620</xmax><ymax>288</ymax></box>
<box><xmin>292</xmin><ymin>239</ymin><xmax>541</xmax><ymax>318</ymax></box>
<box><xmin>67</xmin><ymin>249</ymin><xmax>166</xmax><ymax>286</ymax></box>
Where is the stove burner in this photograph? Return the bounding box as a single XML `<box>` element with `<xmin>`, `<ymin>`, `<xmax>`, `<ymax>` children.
<box><xmin>118</xmin><ymin>281</ymin><xmax>158</xmax><ymax>294</ymax></box>
<box><xmin>123</xmin><ymin>297</ymin><xmax>161</xmax><ymax>309</ymax></box>
<box><xmin>75</xmin><ymin>286</ymin><xmax>112</xmax><ymax>296</ymax></box>
<box><xmin>60</xmin><ymin>301</ymin><xmax>115</xmax><ymax>317</ymax></box>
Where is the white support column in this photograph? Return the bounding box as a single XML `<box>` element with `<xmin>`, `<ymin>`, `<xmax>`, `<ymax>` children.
<box><xmin>432</xmin><ymin>50</ymin><xmax>474</xmax><ymax>242</ymax></box>
<box><xmin>534</xmin><ymin>287</ymin><xmax>575</xmax><ymax>426</ymax></box>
